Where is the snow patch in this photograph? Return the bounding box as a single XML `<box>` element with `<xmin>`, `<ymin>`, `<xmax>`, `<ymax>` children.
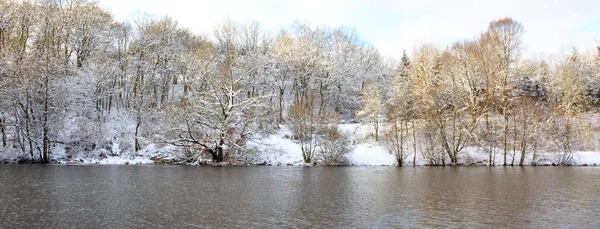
<box><xmin>249</xmin><ymin>126</ymin><xmax>305</xmax><ymax>165</ymax></box>
<box><xmin>346</xmin><ymin>144</ymin><xmax>395</xmax><ymax>166</ymax></box>
<box><xmin>573</xmin><ymin>151</ymin><xmax>600</xmax><ymax>165</ymax></box>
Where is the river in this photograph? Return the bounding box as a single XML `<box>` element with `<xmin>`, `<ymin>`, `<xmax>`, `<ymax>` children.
<box><xmin>0</xmin><ymin>165</ymin><xmax>598</xmax><ymax>228</ymax></box>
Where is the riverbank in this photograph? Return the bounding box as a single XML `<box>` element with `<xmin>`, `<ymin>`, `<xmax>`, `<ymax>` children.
<box><xmin>39</xmin><ymin>150</ymin><xmax>600</xmax><ymax>166</ymax></box>
<box><xmin>2</xmin><ymin>124</ymin><xmax>600</xmax><ymax>166</ymax></box>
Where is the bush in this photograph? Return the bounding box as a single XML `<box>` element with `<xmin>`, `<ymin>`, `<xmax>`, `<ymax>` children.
<box><xmin>318</xmin><ymin>126</ymin><xmax>350</xmax><ymax>165</ymax></box>
<box><xmin>287</xmin><ymin>102</ymin><xmax>321</xmax><ymax>163</ymax></box>
<box><xmin>542</xmin><ymin>114</ymin><xmax>592</xmax><ymax>165</ymax></box>
<box><xmin>420</xmin><ymin>121</ymin><xmax>446</xmax><ymax>166</ymax></box>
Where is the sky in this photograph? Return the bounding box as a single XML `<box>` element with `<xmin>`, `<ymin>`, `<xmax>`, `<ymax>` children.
<box><xmin>99</xmin><ymin>0</ymin><xmax>600</xmax><ymax>60</ymax></box>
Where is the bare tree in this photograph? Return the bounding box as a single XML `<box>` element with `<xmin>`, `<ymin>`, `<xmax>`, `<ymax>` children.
<box><xmin>287</xmin><ymin>99</ymin><xmax>321</xmax><ymax>163</ymax></box>
<box><xmin>386</xmin><ymin>50</ymin><xmax>416</xmax><ymax>166</ymax></box>
<box><xmin>483</xmin><ymin>18</ymin><xmax>524</xmax><ymax>166</ymax></box>
<box><xmin>357</xmin><ymin>80</ymin><xmax>383</xmax><ymax>141</ymax></box>
<box><xmin>319</xmin><ymin>123</ymin><xmax>351</xmax><ymax>165</ymax></box>
<box><xmin>173</xmin><ymin>21</ymin><xmax>269</xmax><ymax>163</ymax></box>
<box><xmin>547</xmin><ymin>49</ymin><xmax>593</xmax><ymax>165</ymax></box>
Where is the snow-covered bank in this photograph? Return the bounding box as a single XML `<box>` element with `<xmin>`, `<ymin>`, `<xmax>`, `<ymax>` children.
<box><xmin>55</xmin><ymin>156</ymin><xmax>154</xmax><ymax>165</ymax></box>
<box><xmin>346</xmin><ymin>144</ymin><xmax>396</xmax><ymax>166</ymax></box>
<box><xmin>573</xmin><ymin>152</ymin><xmax>600</xmax><ymax>165</ymax></box>
<box><xmin>2</xmin><ymin>124</ymin><xmax>600</xmax><ymax>166</ymax></box>
<box><xmin>246</xmin><ymin>124</ymin><xmax>600</xmax><ymax>167</ymax></box>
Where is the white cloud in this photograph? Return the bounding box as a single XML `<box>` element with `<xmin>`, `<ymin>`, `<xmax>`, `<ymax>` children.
<box><xmin>99</xmin><ymin>0</ymin><xmax>600</xmax><ymax>59</ymax></box>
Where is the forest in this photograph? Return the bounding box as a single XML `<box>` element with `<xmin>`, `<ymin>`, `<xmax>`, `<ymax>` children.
<box><xmin>1</xmin><ymin>0</ymin><xmax>599</xmax><ymax>166</ymax></box>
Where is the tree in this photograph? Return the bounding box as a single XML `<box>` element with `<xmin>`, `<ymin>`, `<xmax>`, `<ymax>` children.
<box><xmin>510</xmin><ymin>60</ymin><xmax>549</xmax><ymax>166</ymax></box>
<box><xmin>173</xmin><ymin>21</ymin><xmax>270</xmax><ymax>163</ymax></box>
<box><xmin>386</xmin><ymin>50</ymin><xmax>416</xmax><ymax>166</ymax></box>
<box><xmin>586</xmin><ymin>46</ymin><xmax>600</xmax><ymax>106</ymax></box>
<box><xmin>318</xmin><ymin>122</ymin><xmax>350</xmax><ymax>165</ymax></box>
<box><xmin>483</xmin><ymin>17</ymin><xmax>524</xmax><ymax>166</ymax></box>
<box><xmin>594</xmin><ymin>46</ymin><xmax>600</xmax><ymax>74</ymax></box>
<box><xmin>357</xmin><ymin>80</ymin><xmax>382</xmax><ymax>141</ymax></box>
<box><xmin>287</xmin><ymin>100</ymin><xmax>321</xmax><ymax>163</ymax></box>
<box><xmin>269</xmin><ymin>31</ymin><xmax>294</xmax><ymax>124</ymax></box>
<box><xmin>548</xmin><ymin>49</ymin><xmax>592</xmax><ymax>165</ymax></box>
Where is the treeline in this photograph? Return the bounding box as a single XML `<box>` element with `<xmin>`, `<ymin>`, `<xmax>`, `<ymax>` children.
<box><xmin>0</xmin><ymin>1</ymin><xmax>598</xmax><ymax>165</ymax></box>
<box><xmin>378</xmin><ymin>19</ymin><xmax>600</xmax><ymax>166</ymax></box>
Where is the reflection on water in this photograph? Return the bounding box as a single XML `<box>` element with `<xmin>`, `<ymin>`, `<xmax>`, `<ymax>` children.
<box><xmin>0</xmin><ymin>166</ymin><xmax>599</xmax><ymax>228</ymax></box>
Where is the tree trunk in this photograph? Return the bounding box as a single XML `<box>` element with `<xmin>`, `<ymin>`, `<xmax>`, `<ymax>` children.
<box><xmin>318</xmin><ymin>81</ymin><xmax>326</xmax><ymax>117</ymax></box>
<box><xmin>182</xmin><ymin>82</ymin><xmax>189</xmax><ymax>104</ymax></box>
<box><xmin>108</xmin><ymin>96</ymin><xmax>113</xmax><ymax>114</ymax></box>
<box><xmin>563</xmin><ymin>116</ymin><xmax>571</xmax><ymax>165</ymax></box>
<box><xmin>398</xmin><ymin>121</ymin><xmax>404</xmax><ymax>166</ymax></box>
<box><xmin>519</xmin><ymin>114</ymin><xmax>527</xmax><ymax>166</ymax></box>
<box><xmin>439</xmin><ymin>124</ymin><xmax>457</xmax><ymax>164</ymax></box>
<box><xmin>511</xmin><ymin>116</ymin><xmax>517</xmax><ymax>166</ymax></box>
<box><xmin>215</xmin><ymin>147</ymin><xmax>224</xmax><ymax>163</ymax></box>
<box><xmin>42</xmin><ymin>74</ymin><xmax>50</xmax><ymax>164</ymax></box>
<box><xmin>503</xmin><ymin>115</ymin><xmax>508</xmax><ymax>166</ymax></box>
<box><xmin>24</xmin><ymin>100</ymin><xmax>34</xmax><ymax>159</ymax></box>
<box><xmin>279</xmin><ymin>88</ymin><xmax>285</xmax><ymax>124</ymax></box>
<box><xmin>412</xmin><ymin>120</ymin><xmax>417</xmax><ymax>166</ymax></box>
<box><xmin>486</xmin><ymin>113</ymin><xmax>492</xmax><ymax>166</ymax></box>
<box><xmin>135</xmin><ymin>115</ymin><xmax>141</xmax><ymax>152</ymax></box>
<box><xmin>374</xmin><ymin>118</ymin><xmax>379</xmax><ymax>142</ymax></box>
<box><xmin>214</xmin><ymin>137</ymin><xmax>226</xmax><ymax>163</ymax></box>
<box><xmin>0</xmin><ymin>118</ymin><xmax>6</xmax><ymax>147</ymax></box>
<box><xmin>161</xmin><ymin>81</ymin><xmax>169</xmax><ymax>107</ymax></box>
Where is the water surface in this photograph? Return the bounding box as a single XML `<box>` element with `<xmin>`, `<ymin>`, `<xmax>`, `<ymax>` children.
<box><xmin>0</xmin><ymin>166</ymin><xmax>598</xmax><ymax>228</ymax></box>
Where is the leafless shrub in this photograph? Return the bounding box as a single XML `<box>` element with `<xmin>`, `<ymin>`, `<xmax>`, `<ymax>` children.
<box><xmin>318</xmin><ymin>125</ymin><xmax>351</xmax><ymax>165</ymax></box>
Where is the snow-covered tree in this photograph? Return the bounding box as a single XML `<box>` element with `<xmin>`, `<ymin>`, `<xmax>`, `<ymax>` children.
<box><xmin>287</xmin><ymin>99</ymin><xmax>321</xmax><ymax>163</ymax></box>
<box><xmin>385</xmin><ymin>50</ymin><xmax>416</xmax><ymax>166</ymax></box>
<box><xmin>173</xmin><ymin>21</ymin><xmax>270</xmax><ymax>163</ymax></box>
<box><xmin>547</xmin><ymin>49</ymin><xmax>593</xmax><ymax>165</ymax></box>
<box><xmin>357</xmin><ymin>80</ymin><xmax>383</xmax><ymax>141</ymax></box>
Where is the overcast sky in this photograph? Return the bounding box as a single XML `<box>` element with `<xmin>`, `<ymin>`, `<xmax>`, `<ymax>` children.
<box><xmin>99</xmin><ymin>0</ymin><xmax>600</xmax><ymax>60</ymax></box>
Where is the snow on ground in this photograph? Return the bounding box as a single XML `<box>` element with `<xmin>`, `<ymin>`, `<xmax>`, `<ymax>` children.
<box><xmin>573</xmin><ymin>151</ymin><xmax>600</xmax><ymax>165</ymax></box>
<box><xmin>85</xmin><ymin>156</ymin><xmax>154</xmax><ymax>165</ymax></box>
<box><xmin>53</xmin><ymin>153</ymin><xmax>156</xmax><ymax>165</ymax></box>
<box><xmin>0</xmin><ymin>147</ymin><xmax>23</xmax><ymax>163</ymax></box>
<box><xmin>250</xmin><ymin>125</ymin><xmax>600</xmax><ymax>166</ymax></box>
<box><xmin>249</xmin><ymin>126</ymin><xmax>305</xmax><ymax>165</ymax></box>
<box><xmin>3</xmin><ymin>123</ymin><xmax>600</xmax><ymax>166</ymax></box>
<box><xmin>249</xmin><ymin>125</ymin><xmax>398</xmax><ymax>166</ymax></box>
<box><xmin>52</xmin><ymin>143</ymin><xmax>171</xmax><ymax>165</ymax></box>
<box><xmin>346</xmin><ymin>144</ymin><xmax>395</xmax><ymax>166</ymax></box>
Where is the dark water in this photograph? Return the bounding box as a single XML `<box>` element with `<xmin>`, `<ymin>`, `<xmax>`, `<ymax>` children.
<box><xmin>0</xmin><ymin>166</ymin><xmax>599</xmax><ymax>228</ymax></box>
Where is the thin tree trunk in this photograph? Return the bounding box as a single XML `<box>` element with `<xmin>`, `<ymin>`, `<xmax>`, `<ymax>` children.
<box><xmin>564</xmin><ymin>115</ymin><xmax>571</xmax><ymax>165</ymax></box>
<box><xmin>503</xmin><ymin>115</ymin><xmax>508</xmax><ymax>166</ymax></box>
<box><xmin>182</xmin><ymin>82</ymin><xmax>189</xmax><ymax>104</ymax></box>
<box><xmin>412</xmin><ymin>119</ymin><xmax>417</xmax><ymax>166</ymax></box>
<box><xmin>24</xmin><ymin>100</ymin><xmax>33</xmax><ymax>159</ymax></box>
<box><xmin>42</xmin><ymin>73</ymin><xmax>50</xmax><ymax>164</ymax></box>
<box><xmin>135</xmin><ymin>115</ymin><xmax>141</xmax><ymax>152</ymax></box>
<box><xmin>519</xmin><ymin>114</ymin><xmax>527</xmax><ymax>166</ymax></box>
<box><xmin>397</xmin><ymin>121</ymin><xmax>403</xmax><ymax>166</ymax></box>
<box><xmin>161</xmin><ymin>80</ymin><xmax>169</xmax><ymax>107</ymax></box>
<box><xmin>374</xmin><ymin>118</ymin><xmax>379</xmax><ymax>142</ymax></box>
<box><xmin>279</xmin><ymin>87</ymin><xmax>284</xmax><ymax>123</ymax></box>
<box><xmin>511</xmin><ymin>116</ymin><xmax>517</xmax><ymax>166</ymax></box>
<box><xmin>486</xmin><ymin>113</ymin><xmax>492</xmax><ymax>166</ymax></box>
<box><xmin>532</xmin><ymin>126</ymin><xmax>538</xmax><ymax>166</ymax></box>
<box><xmin>0</xmin><ymin>118</ymin><xmax>6</xmax><ymax>147</ymax></box>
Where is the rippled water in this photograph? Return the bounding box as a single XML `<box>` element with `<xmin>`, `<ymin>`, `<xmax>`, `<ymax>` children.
<box><xmin>0</xmin><ymin>166</ymin><xmax>599</xmax><ymax>228</ymax></box>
